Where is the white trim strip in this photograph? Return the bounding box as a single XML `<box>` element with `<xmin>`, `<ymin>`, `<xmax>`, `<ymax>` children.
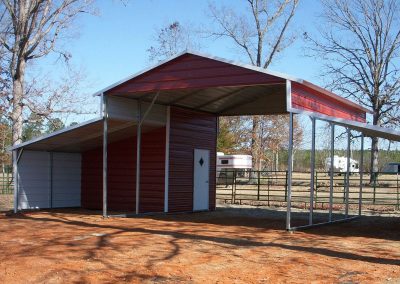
<box><xmin>164</xmin><ymin>106</ymin><xmax>171</xmax><ymax>213</ymax></box>
<box><xmin>286</xmin><ymin>80</ymin><xmax>292</xmax><ymax>111</ymax></box>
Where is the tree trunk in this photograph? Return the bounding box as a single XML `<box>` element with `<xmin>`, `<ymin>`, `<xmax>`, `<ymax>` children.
<box><xmin>370</xmin><ymin>136</ymin><xmax>379</xmax><ymax>183</ymax></box>
<box><xmin>251</xmin><ymin>116</ymin><xmax>261</xmax><ymax>170</ymax></box>
<box><xmin>369</xmin><ymin>110</ymin><xmax>379</xmax><ymax>183</ymax></box>
<box><xmin>250</xmin><ymin>116</ymin><xmax>261</xmax><ymax>181</ymax></box>
<box><xmin>11</xmin><ymin>60</ymin><xmax>25</xmax><ymax>146</ymax></box>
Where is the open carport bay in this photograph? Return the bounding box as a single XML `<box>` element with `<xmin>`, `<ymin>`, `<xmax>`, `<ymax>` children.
<box><xmin>0</xmin><ymin>207</ymin><xmax>399</xmax><ymax>283</ymax></box>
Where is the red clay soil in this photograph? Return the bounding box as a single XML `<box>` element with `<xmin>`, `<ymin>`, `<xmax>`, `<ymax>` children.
<box><xmin>0</xmin><ymin>208</ymin><xmax>399</xmax><ymax>283</ymax></box>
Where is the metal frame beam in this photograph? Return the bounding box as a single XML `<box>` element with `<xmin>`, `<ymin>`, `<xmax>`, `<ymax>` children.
<box><xmin>218</xmin><ymin>94</ymin><xmax>262</xmax><ymax>114</ymax></box>
<box><xmin>168</xmin><ymin>89</ymin><xmax>203</xmax><ymax>105</ymax></box>
<box><xmin>102</xmin><ymin>94</ymin><xmax>108</xmax><ymax>218</ymax></box>
<box><xmin>164</xmin><ymin>106</ymin><xmax>171</xmax><ymax>213</ymax></box>
<box><xmin>289</xmin><ymin>216</ymin><xmax>359</xmax><ymax>231</ymax></box>
<box><xmin>345</xmin><ymin>128</ymin><xmax>351</xmax><ymax>217</ymax></box>
<box><xmin>139</xmin><ymin>92</ymin><xmax>160</xmax><ymax>126</ymax></box>
<box><xmin>309</xmin><ymin>116</ymin><xmax>316</xmax><ymax>225</ymax></box>
<box><xmin>136</xmin><ymin>100</ymin><xmax>142</xmax><ymax>215</ymax></box>
<box><xmin>286</xmin><ymin>112</ymin><xmax>294</xmax><ymax>230</ymax></box>
<box><xmin>49</xmin><ymin>152</ymin><xmax>53</xmax><ymax>209</ymax></box>
<box><xmin>13</xmin><ymin>150</ymin><xmax>18</xmax><ymax>213</ymax></box>
<box><xmin>329</xmin><ymin>123</ymin><xmax>335</xmax><ymax>221</ymax></box>
<box><xmin>195</xmin><ymin>87</ymin><xmax>247</xmax><ymax>109</ymax></box>
<box><xmin>359</xmin><ymin>134</ymin><xmax>364</xmax><ymax>216</ymax></box>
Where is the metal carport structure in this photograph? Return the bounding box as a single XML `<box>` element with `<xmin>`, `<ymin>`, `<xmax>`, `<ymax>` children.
<box><xmin>10</xmin><ymin>51</ymin><xmax>400</xmax><ymax>230</ymax></box>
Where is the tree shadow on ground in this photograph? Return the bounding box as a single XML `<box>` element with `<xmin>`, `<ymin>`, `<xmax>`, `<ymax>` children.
<box><xmin>4</xmin><ymin>209</ymin><xmax>400</xmax><ymax>267</ymax></box>
<box><xmin>147</xmin><ymin>206</ymin><xmax>400</xmax><ymax>241</ymax></box>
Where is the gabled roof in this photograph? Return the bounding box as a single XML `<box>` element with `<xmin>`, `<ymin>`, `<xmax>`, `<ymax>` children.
<box><xmin>10</xmin><ymin>51</ymin><xmax>400</xmax><ymax>151</ymax></box>
<box><xmin>93</xmin><ymin>51</ymin><xmax>370</xmax><ymax>117</ymax></box>
<box><xmin>93</xmin><ymin>50</ymin><xmax>301</xmax><ymax>96</ymax></box>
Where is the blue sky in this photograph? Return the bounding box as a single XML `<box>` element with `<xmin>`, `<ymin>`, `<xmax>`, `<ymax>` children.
<box><xmin>37</xmin><ymin>0</ymin><xmax>323</xmax><ymax>99</ymax></box>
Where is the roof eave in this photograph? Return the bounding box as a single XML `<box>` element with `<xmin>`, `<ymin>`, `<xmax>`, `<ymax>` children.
<box><xmin>9</xmin><ymin>117</ymin><xmax>103</xmax><ymax>151</ymax></box>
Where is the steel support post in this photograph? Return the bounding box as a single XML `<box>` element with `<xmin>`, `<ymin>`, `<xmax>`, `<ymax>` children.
<box><xmin>345</xmin><ymin>128</ymin><xmax>351</xmax><ymax>218</ymax></box>
<box><xmin>329</xmin><ymin>123</ymin><xmax>335</xmax><ymax>221</ymax></box>
<box><xmin>49</xmin><ymin>152</ymin><xmax>53</xmax><ymax>209</ymax></box>
<box><xmin>13</xmin><ymin>150</ymin><xmax>18</xmax><ymax>213</ymax></box>
<box><xmin>164</xmin><ymin>106</ymin><xmax>170</xmax><ymax>213</ymax></box>
<box><xmin>358</xmin><ymin>134</ymin><xmax>364</xmax><ymax>216</ymax></box>
<box><xmin>136</xmin><ymin>100</ymin><xmax>142</xmax><ymax>215</ymax></box>
<box><xmin>309</xmin><ymin>117</ymin><xmax>316</xmax><ymax>225</ymax></box>
<box><xmin>102</xmin><ymin>94</ymin><xmax>108</xmax><ymax>218</ymax></box>
<box><xmin>286</xmin><ymin>112</ymin><xmax>294</xmax><ymax>230</ymax></box>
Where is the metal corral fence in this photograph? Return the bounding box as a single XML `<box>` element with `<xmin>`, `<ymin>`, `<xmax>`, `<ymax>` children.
<box><xmin>216</xmin><ymin>170</ymin><xmax>400</xmax><ymax>211</ymax></box>
<box><xmin>0</xmin><ymin>171</ymin><xmax>13</xmax><ymax>195</ymax></box>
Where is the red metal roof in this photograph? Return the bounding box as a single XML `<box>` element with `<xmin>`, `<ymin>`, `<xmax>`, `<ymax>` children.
<box><xmin>102</xmin><ymin>51</ymin><xmax>369</xmax><ymax>122</ymax></box>
<box><xmin>107</xmin><ymin>53</ymin><xmax>285</xmax><ymax>94</ymax></box>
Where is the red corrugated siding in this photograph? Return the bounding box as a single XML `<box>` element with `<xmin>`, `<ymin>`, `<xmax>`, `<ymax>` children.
<box><xmin>81</xmin><ymin>127</ymin><xmax>165</xmax><ymax>212</ymax></box>
<box><xmin>291</xmin><ymin>82</ymin><xmax>366</xmax><ymax>122</ymax></box>
<box><xmin>168</xmin><ymin>107</ymin><xmax>217</xmax><ymax>212</ymax></box>
<box><xmin>139</xmin><ymin>127</ymin><xmax>165</xmax><ymax>213</ymax></box>
<box><xmin>107</xmin><ymin>54</ymin><xmax>284</xmax><ymax>94</ymax></box>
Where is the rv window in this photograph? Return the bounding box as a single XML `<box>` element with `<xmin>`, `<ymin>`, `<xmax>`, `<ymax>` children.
<box><xmin>221</xmin><ymin>160</ymin><xmax>229</xmax><ymax>165</ymax></box>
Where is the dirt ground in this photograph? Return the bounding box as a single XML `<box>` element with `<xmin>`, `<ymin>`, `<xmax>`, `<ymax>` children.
<box><xmin>0</xmin><ymin>207</ymin><xmax>399</xmax><ymax>283</ymax></box>
<box><xmin>0</xmin><ymin>194</ymin><xmax>12</xmax><ymax>211</ymax></box>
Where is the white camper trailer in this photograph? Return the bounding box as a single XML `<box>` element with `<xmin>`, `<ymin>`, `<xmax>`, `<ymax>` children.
<box><xmin>325</xmin><ymin>155</ymin><xmax>359</xmax><ymax>174</ymax></box>
<box><xmin>217</xmin><ymin>153</ymin><xmax>252</xmax><ymax>184</ymax></box>
<box><xmin>217</xmin><ymin>153</ymin><xmax>252</xmax><ymax>171</ymax></box>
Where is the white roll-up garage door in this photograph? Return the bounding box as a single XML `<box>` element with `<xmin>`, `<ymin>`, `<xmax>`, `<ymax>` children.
<box><xmin>18</xmin><ymin>150</ymin><xmax>81</xmax><ymax>210</ymax></box>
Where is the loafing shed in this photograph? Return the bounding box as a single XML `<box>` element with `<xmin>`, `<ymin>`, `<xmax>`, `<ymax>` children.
<box><xmin>11</xmin><ymin>51</ymin><xmax>400</xmax><ymax>229</ymax></box>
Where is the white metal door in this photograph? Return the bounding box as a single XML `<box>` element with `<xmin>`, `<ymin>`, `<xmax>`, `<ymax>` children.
<box><xmin>193</xmin><ymin>149</ymin><xmax>210</xmax><ymax>211</ymax></box>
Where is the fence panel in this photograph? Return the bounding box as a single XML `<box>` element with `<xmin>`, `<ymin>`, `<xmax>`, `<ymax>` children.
<box><xmin>216</xmin><ymin>170</ymin><xmax>400</xmax><ymax>211</ymax></box>
<box><xmin>0</xmin><ymin>172</ymin><xmax>13</xmax><ymax>195</ymax></box>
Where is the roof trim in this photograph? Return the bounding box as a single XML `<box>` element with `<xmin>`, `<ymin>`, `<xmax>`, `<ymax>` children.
<box><xmin>9</xmin><ymin>117</ymin><xmax>103</xmax><ymax>151</ymax></box>
<box><xmin>290</xmin><ymin>108</ymin><xmax>400</xmax><ymax>141</ymax></box>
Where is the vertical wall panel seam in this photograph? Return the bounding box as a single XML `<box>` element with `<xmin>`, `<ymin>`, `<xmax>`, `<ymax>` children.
<box><xmin>49</xmin><ymin>152</ymin><xmax>53</xmax><ymax>208</ymax></box>
<box><xmin>164</xmin><ymin>106</ymin><xmax>170</xmax><ymax>212</ymax></box>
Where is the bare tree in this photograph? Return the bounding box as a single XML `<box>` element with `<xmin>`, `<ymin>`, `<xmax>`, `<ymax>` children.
<box><xmin>305</xmin><ymin>0</ymin><xmax>400</xmax><ymax>179</ymax></box>
<box><xmin>0</xmin><ymin>0</ymin><xmax>95</xmax><ymax>146</ymax></box>
<box><xmin>0</xmin><ymin>119</ymin><xmax>11</xmax><ymax>172</ymax></box>
<box><xmin>260</xmin><ymin>115</ymin><xmax>302</xmax><ymax>170</ymax></box>
<box><xmin>208</xmin><ymin>0</ymin><xmax>299</xmax><ymax>171</ymax></box>
<box><xmin>147</xmin><ymin>21</ymin><xmax>199</xmax><ymax>62</ymax></box>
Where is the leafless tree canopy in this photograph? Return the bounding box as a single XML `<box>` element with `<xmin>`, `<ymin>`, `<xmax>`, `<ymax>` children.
<box><xmin>0</xmin><ymin>0</ymin><xmax>95</xmax><ymax>146</ymax></box>
<box><xmin>147</xmin><ymin>21</ymin><xmax>199</xmax><ymax>62</ymax></box>
<box><xmin>208</xmin><ymin>0</ymin><xmax>298</xmax><ymax>68</ymax></box>
<box><xmin>307</xmin><ymin>0</ymin><xmax>400</xmax><ymax>127</ymax></box>
<box><xmin>305</xmin><ymin>0</ymin><xmax>400</xmax><ymax>175</ymax></box>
